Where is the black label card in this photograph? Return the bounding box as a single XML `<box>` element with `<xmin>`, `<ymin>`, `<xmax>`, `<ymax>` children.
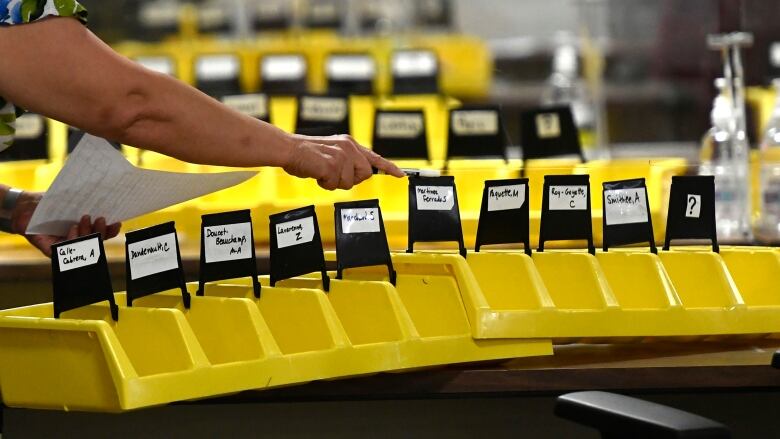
<box><xmin>305</xmin><ymin>0</ymin><xmax>342</xmax><ymax>29</ymax></box>
<box><xmin>602</xmin><ymin>178</ymin><xmax>656</xmax><ymax>253</ymax></box>
<box><xmin>663</xmin><ymin>175</ymin><xmax>718</xmax><ymax>252</ymax></box>
<box><xmin>0</xmin><ymin>113</ymin><xmax>47</xmax><ymax>162</ymax></box>
<box><xmin>391</xmin><ymin>49</ymin><xmax>439</xmax><ymax>94</ymax></box>
<box><xmin>52</xmin><ymin>233</ymin><xmax>117</xmax><ymax>320</ymax></box>
<box><xmin>194</xmin><ymin>54</ymin><xmax>242</xmax><ymax>98</ymax></box>
<box><xmin>125</xmin><ymin>222</ymin><xmax>190</xmax><ymax>307</ymax></box>
<box><xmin>538</xmin><ymin>174</ymin><xmax>594</xmax><ymax>254</ymax></box>
<box><xmin>446</xmin><ymin>105</ymin><xmax>507</xmax><ymax>160</ymax></box>
<box><xmin>372</xmin><ymin>109</ymin><xmax>429</xmax><ymax>160</ymax></box>
<box><xmin>475</xmin><ymin>178</ymin><xmax>530</xmax><ymax>255</ymax></box>
<box><xmin>520</xmin><ymin>106</ymin><xmax>583</xmax><ymax>161</ymax></box>
<box><xmin>334</xmin><ymin>199</ymin><xmax>396</xmax><ymax>284</ymax></box>
<box><xmin>407</xmin><ymin>176</ymin><xmax>466</xmax><ymax>257</ymax></box>
<box><xmin>197</xmin><ymin>209</ymin><xmax>260</xmax><ymax>297</ymax></box>
<box><xmin>326</xmin><ymin>53</ymin><xmax>375</xmax><ymax>95</ymax></box>
<box><xmin>260</xmin><ymin>54</ymin><xmax>308</xmax><ymax>95</ymax></box>
<box><xmin>295</xmin><ymin>94</ymin><xmax>350</xmax><ymax>136</ymax></box>
<box><xmin>221</xmin><ymin>93</ymin><xmax>271</xmax><ymax>122</ymax></box>
<box><xmin>269</xmin><ymin>205</ymin><xmax>330</xmax><ymax>291</ymax></box>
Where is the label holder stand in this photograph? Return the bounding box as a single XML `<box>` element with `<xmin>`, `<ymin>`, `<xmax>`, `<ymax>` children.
<box><xmin>474</xmin><ymin>178</ymin><xmax>531</xmax><ymax>256</ymax></box>
<box><xmin>662</xmin><ymin>175</ymin><xmax>719</xmax><ymax>253</ymax></box>
<box><xmin>520</xmin><ymin>106</ymin><xmax>584</xmax><ymax>163</ymax></box>
<box><xmin>445</xmin><ymin>105</ymin><xmax>508</xmax><ymax>161</ymax></box>
<box><xmin>602</xmin><ymin>178</ymin><xmax>657</xmax><ymax>254</ymax></box>
<box><xmin>269</xmin><ymin>205</ymin><xmax>330</xmax><ymax>291</ymax></box>
<box><xmin>538</xmin><ymin>174</ymin><xmax>595</xmax><ymax>255</ymax></box>
<box><xmin>407</xmin><ymin>176</ymin><xmax>467</xmax><ymax>258</ymax></box>
<box><xmin>334</xmin><ymin>199</ymin><xmax>396</xmax><ymax>285</ymax></box>
<box><xmin>125</xmin><ymin>222</ymin><xmax>190</xmax><ymax>308</ymax></box>
<box><xmin>371</xmin><ymin>109</ymin><xmax>429</xmax><ymax>161</ymax></box>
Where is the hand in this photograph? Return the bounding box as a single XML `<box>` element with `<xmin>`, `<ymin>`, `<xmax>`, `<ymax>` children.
<box><xmin>282</xmin><ymin>134</ymin><xmax>404</xmax><ymax>190</ymax></box>
<box><xmin>10</xmin><ymin>192</ymin><xmax>121</xmax><ymax>257</ymax></box>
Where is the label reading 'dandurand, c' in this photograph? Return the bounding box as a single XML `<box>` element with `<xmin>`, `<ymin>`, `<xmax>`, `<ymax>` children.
<box><xmin>276</xmin><ymin>216</ymin><xmax>315</xmax><ymax>249</ymax></box>
<box><xmin>377</xmin><ymin>114</ymin><xmax>423</xmax><ymax>138</ymax></box>
<box><xmin>340</xmin><ymin>208</ymin><xmax>380</xmax><ymax>234</ymax></box>
<box><xmin>301</xmin><ymin>97</ymin><xmax>347</xmax><ymax>122</ymax></box>
<box><xmin>204</xmin><ymin>222</ymin><xmax>252</xmax><ymax>263</ymax></box>
<box><xmin>604</xmin><ymin>188</ymin><xmax>649</xmax><ymax>226</ymax></box>
<box><xmin>549</xmin><ymin>185</ymin><xmax>587</xmax><ymax>210</ymax></box>
<box><xmin>221</xmin><ymin>94</ymin><xmax>268</xmax><ymax>119</ymax></box>
<box><xmin>487</xmin><ymin>184</ymin><xmax>526</xmax><ymax>212</ymax></box>
<box><xmin>127</xmin><ymin>233</ymin><xmax>179</xmax><ymax>280</ymax></box>
<box><xmin>416</xmin><ymin>186</ymin><xmax>454</xmax><ymax>210</ymax></box>
<box><xmin>451</xmin><ymin>111</ymin><xmax>498</xmax><ymax>136</ymax></box>
<box><xmin>57</xmin><ymin>237</ymin><xmax>100</xmax><ymax>272</ymax></box>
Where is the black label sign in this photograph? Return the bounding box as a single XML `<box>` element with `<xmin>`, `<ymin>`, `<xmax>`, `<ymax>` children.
<box><xmin>663</xmin><ymin>175</ymin><xmax>718</xmax><ymax>252</ymax></box>
<box><xmin>260</xmin><ymin>54</ymin><xmax>308</xmax><ymax>95</ymax></box>
<box><xmin>125</xmin><ymin>222</ymin><xmax>190</xmax><ymax>307</ymax></box>
<box><xmin>221</xmin><ymin>93</ymin><xmax>270</xmax><ymax>122</ymax></box>
<box><xmin>295</xmin><ymin>95</ymin><xmax>350</xmax><ymax>136</ymax></box>
<box><xmin>372</xmin><ymin>110</ymin><xmax>429</xmax><ymax>160</ymax></box>
<box><xmin>602</xmin><ymin>178</ymin><xmax>656</xmax><ymax>253</ymax></box>
<box><xmin>197</xmin><ymin>210</ymin><xmax>260</xmax><ymax>297</ymax></box>
<box><xmin>391</xmin><ymin>49</ymin><xmax>439</xmax><ymax>94</ymax></box>
<box><xmin>446</xmin><ymin>105</ymin><xmax>507</xmax><ymax>160</ymax></box>
<box><xmin>0</xmin><ymin>113</ymin><xmax>47</xmax><ymax>161</ymax></box>
<box><xmin>194</xmin><ymin>54</ymin><xmax>242</xmax><ymax>98</ymax></box>
<box><xmin>269</xmin><ymin>205</ymin><xmax>330</xmax><ymax>291</ymax></box>
<box><xmin>520</xmin><ymin>106</ymin><xmax>583</xmax><ymax>161</ymax></box>
<box><xmin>407</xmin><ymin>176</ymin><xmax>466</xmax><ymax>257</ymax></box>
<box><xmin>538</xmin><ymin>174</ymin><xmax>594</xmax><ymax>254</ymax></box>
<box><xmin>334</xmin><ymin>199</ymin><xmax>396</xmax><ymax>284</ymax></box>
<box><xmin>326</xmin><ymin>53</ymin><xmax>375</xmax><ymax>95</ymax></box>
<box><xmin>52</xmin><ymin>233</ymin><xmax>118</xmax><ymax>320</ymax></box>
<box><xmin>475</xmin><ymin>178</ymin><xmax>530</xmax><ymax>255</ymax></box>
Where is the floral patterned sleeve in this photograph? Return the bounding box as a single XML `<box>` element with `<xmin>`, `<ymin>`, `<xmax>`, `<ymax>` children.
<box><xmin>0</xmin><ymin>0</ymin><xmax>88</xmax><ymax>150</ymax></box>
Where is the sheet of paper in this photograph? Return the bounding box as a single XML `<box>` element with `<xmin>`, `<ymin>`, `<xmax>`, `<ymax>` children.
<box><xmin>26</xmin><ymin>134</ymin><xmax>257</xmax><ymax>236</ymax></box>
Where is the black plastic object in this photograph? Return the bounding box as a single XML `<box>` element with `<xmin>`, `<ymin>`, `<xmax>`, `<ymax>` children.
<box><xmin>407</xmin><ymin>176</ymin><xmax>466</xmax><ymax>258</ymax></box>
<box><xmin>220</xmin><ymin>93</ymin><xmax>271</xmax><ymax>123</ymax></box>
<box><xmin>194</xmin><ymin>55</ymin><xmax>242</xmax><ymax>99</ymax></box>
<box><xmin>602</xmin><ymin>178</ymin><xmax>657</xmax><ymax>253</ymax></box>
<box><xmin>334</xmin><ymin>199</ymin><xmax>396</xmax><ymax>285</ymax></box>
<box><xmin>520</xmin><ymin>106</ymin><xmax>583</xmax><ymax>162</ymax></box>
<box><xmin>391</xmin><ymin>50</ymin><xmax>439</xmax><ymax>95</ymax></box>
<box><xmin>67</xmin><ymin>129</ymin><xmax>121</xmax><ymax>155</ymax></box>
<box><xmin>772</xmin><ymin>350</ymin><xmax>780</xmax><ymax>369</ymax></box>
<box><xmin>253</xmin><ymin>2</ymin><xmax>290</xmax><ymax>31</ymax></box>
<box><xmin>475</xmin><ymin>178</ymin><xmax>530</xmax><ymax>255</ymax></box>
<box><xmin>125</xmin><ymin>222</ymin><xmax>190</xmax><ymax>308</ymax></box>
<box><xmin>269</xmin><ymin>205</ymin><xmax>330</xmax><ymax>291</ymax></box>
<box><xmin>0</xmin><ymin>113</ymin><xmax>47</xmax><ymax>162</ymax></box>
<box><xmin>372</xmin><ymin>110</ymin><xmax>429</xmax><ymax>160</ymax></box>
<box><xmin>538</xmin><ymin>174</ymin><xmax>595</xmax><ymax>255</ymax></box>
<box><xmin>555</xmin><ymin>391</ymin><xmax>731</xmax><ymax>439</ymax></box>
<box><xmin>663</xmin><ymin>176</ymin><xmax>719</xmax><ymax>253</ymax></box>
<box><xmin>304</xmin><ymin>0</ymin><xmax>342</xmax><ymax>29</ymax></box>
<box><xmin>196</xmin><ymin>210</ymin><xmax>260</xmax><ymax>298</ymax></box>
<box><xmin>415</xmin><ymin>0</ymin><xmax>453</xmax><ymax>28</ymax></box>
<box><xmin>326</xmin><ymin>53</ymin><xmax>375</xmax><ymax>95</ymax></box>
<box><xmin>446</xmin><ymin>105</ymin><xmax>507</xmax><ymax>160</ymax></box>
<box><xmin>295</xmin><ymin>95</ymin><xmax>350</xmax><ymax>137</ymax></box>
<box><xmin>259</xmin><ymin>54</ymin><xmax>308</xmax><ymax>95</ymax></box>
<box><xmin>52</xmin><ymin>233</ymin><xmax>118</xmax><ymax>321</ymax></box>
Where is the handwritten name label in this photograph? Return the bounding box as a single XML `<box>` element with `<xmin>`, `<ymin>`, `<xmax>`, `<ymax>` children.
<box><xmin>57</xmin><ymin>237</ymin><xmax>100</xmax><ymax>272</ymax></box>
<box><xmin>377</xmin><ymin>113</ymin><xmax>423</xmax><ymax>138</ymax></box>
<box><xmin>127</xmin><ymin>233</ymin><xmax>179</xmax><ymax>280</ymax></box>
<box><xmin>301</xmin><ymin>97</ymin><xmax>347</xmax><ymax>122</ymax></box>
<box><xmin>262</xmin><ymin>55</ymin><xmax>306</xmax><ymax>81</ymax></box>
<box><xmin>222</xmin><ymin>94</ymin><xmax>268</xmax><ymax>119</ymax></box>
<box><xmin>686</xmin><ymin>194</ymin><xmax>701</xmax><ymax>218</ymax></box>
<box><xmin>549</xmin><ymin>185</ymin><xmax>587</xmax><ymax>210</ymax></box>
<box><xmin>326</xmin><ymin>55</ymin><xmax>375</xmax><ymax>80</ymax></box>
<box><xmin>416</xmin><ymin>186</ymin><xmax>454</xmax><ymax>211</ymax></box>
<box><xmin>341</xmin><ymin>208</ymin><xmax>380</xmax><ymax>234</ymax></box>
<box><xmin>604</xmin><ymin>188</ymin><xmax>648</xmax><ymax>225</ymax></box>
<box><xmin>204</xmin><ymin>222</ymin><xmax>252</xmax><ymax>263</ymax></box>
<box><xmin>452</xmin><ymin>111</ymin><xmax>498</xmax><ymax>136</ymax></box>
<box><xmin>393</xmin><ymin>51</ymin><xmax>437</xmax><ymax>77</ymax></box>
<box><xmin>276</xmin><ymin>216</ymin><xmax>315</xmax><ymax>249</ymax></box>
<box><xmin>487</xmin><ymin>184</ymin><xmax>526</xmax><ymax>212</ymax></box>
<box><xmin>14</xmin><ymin>114</ymin><xmax>44</xmax><ymax>139</ymax></box>
<box><xmin>535</xmin><ymin>113</ymin><xmax>561</xmax><ymax>139</ymax></box>
<box><xmin>196</xmin><ymin>54</ymin><xmax>239</xmax><ymax>81</ymax></box>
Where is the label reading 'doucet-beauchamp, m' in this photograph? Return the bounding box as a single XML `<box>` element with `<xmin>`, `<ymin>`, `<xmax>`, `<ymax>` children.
<box><xmin>57</xmin><ymin>237</ymin><xmax>100</xmax><ymax>272</ymax></box>
<box><xmin>452</xmin><ymin>111</ymin><xmax>498</xmax><ymax>136</ymax></box>
<box><xmin>276</xmin><ymin>216</ymin><xmax>315</xmax><ymax>249</ymax></box>
<box><xmin>487</xmin><ymin>184</ymin><xmax>525</xmax><ymax>211</ymax></box>
<box><xmin>416</xmin><ymin>186</ymin><xmax>454</xmax><ymax>211</ymax></box>
<box><xmin>340</xmin><ymin>208</ymin><xmax>380</xmax><ymax>234</ymax></box>
<box><xmin>127</xmin><ymin>233</ymin><xmax>179</xmax><ymax>280</ymax></box>
<box><xmin>204</xmin><ymin>222</ymin><xmax>252</xmax><ymax>263</ymax></box>
<box><xmin>604</xmin><ymin>188</ymin><xmax>648</xmax><ymax>226</ymax></box>
<box><xmin>549</xmin><ymin>185</ymin><xmax>587</xmax><ymax>210</ymax></box>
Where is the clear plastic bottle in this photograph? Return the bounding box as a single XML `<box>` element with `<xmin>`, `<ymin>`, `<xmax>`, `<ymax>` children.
<box><xmin>756</xmin><ymin>79</ymin><xmax>780</xmax><ymax>243</ymax></box>
<box><xmin>699</xmin><ymin>78</ymin><xmax>752</xmax><ymax>242</ymax></box>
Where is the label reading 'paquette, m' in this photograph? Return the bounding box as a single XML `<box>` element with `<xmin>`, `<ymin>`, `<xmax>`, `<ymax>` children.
<box><xmin>204</xmin><ymin>222</ymin><xmax>252</xmax><ymax>263</ymax></box>
<box><xmin>276</xmin><ymin>216</ymin><xmax>315</xmax><ymax>249</ymax></box>
<box><xmin>487</xmin><ymin>184</ymin><xmax>525</xmax><ymax>211</ymax></box>
<box><xmin>549</xmin><ymin>185</ymin><xmax>587</xmax><ymax>210</ymax></box>
<box><xmin>377</xmin><ymin>114</ymin><xmax>423</xmax><ymax>138</ymax></box>
<box><xmin>301</xmin><ymin>97</ymin><xmax>347</xmax><ymax>122</ymax></box>
<box><xmin>604</xmin><ymin>188</ymin><xmax>648</xmax><ymax>225</ymax></box>
<box><xmin>415</xmin><ymin>186</ymin><xmax>454</xmax><ymax>211</ymax></box>
<box><xmin>127</xmin><ymin>233</ymin><xmax>179</xmax><ymax>280</ymax></box>
<box><xmin>340</xmin><ymin>208</ymin><xmax>380</xmax><ymax>234</ymax></box>
<box><xmin>451</xmin><ymin>111</ymin><xmax>498</xmax><ymax>136</ymax></box>
<box><xmin>57</xmin><ymin>237</ymin><xmax>100</xmax><ymax>272</ymax></box>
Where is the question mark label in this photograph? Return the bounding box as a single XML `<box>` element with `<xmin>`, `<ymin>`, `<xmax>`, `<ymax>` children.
<box><xmin>685</xmin><ymin>194</ymin><xmax>701</xmax><ymax>218</ymax></box>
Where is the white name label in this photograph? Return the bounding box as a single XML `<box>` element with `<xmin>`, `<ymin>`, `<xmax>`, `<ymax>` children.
<box><xmin>300</xmin><ymin>97</ymin><xmax>347</xmax><ymax>122</ymax></box>
<box><xmin>416</xmin><ymin>186</ymin><xmax>454</xmax><ymax>210</ymax></box>
<box><xmin>686</xmin><ymin>194</ymin><xmax>701</xmax><ymax>218</ymax></box>
<box><xmin>14</xmin><ymin>114</ymin><xmax>44</xmax><ymax>139</ymax></box>
<box><xmin>204</xmin><ymin>222</ymin><xmax>252</xmax><ymax>263</ymax></box>
<box><xmin>276</xmin><ymin>217</ymin><xmax>315</xmax><ymax>248</ymax></box>
<box><xmin>549</xmin><ymin>185</ymin><xmax>587</xmax><ymax>210</ymax></box>
<box><xmin>604</xmin><ymin>188</ymin><xmax>649</xmax><ymax>225</ymax></box>
<box><xmin>196</xmin><ymin>54</ymin><xmax>239</xmax><ymax>81</ymax></box>
<box><xmin>222</xmin><ymin>94</ymin><xmax>268</xmax><ymax>119</ymax></box>
<box><xmin>262</xmin><ymin>55</ymin><xmax>306</xmax><ymax>81</ymax></box>
<box><xmin>536</xmin><ymin>113</ymin><xmax>561</xmax><ymax>139</ymax></box>
<box><xmin>135</xmin><ymin>56</ymin><xmax>174</xmax><ymax>76</ymax></box>
<box><xmin>451</xmin><ymin>111</ymin><xmax>498</xmax><ymax>136</ymax></box>
<box><xmin>127</xmin><ymin>233</ymin><xmax>179</xmax><ymax>280</ymax></box>
<box><xmin>487</xmin><ymin>184</ymin><xmax>526</xmax><ymax>211</ymax></box>
<box><xmin>326</xmin><ymin>55</ymin><xmax>375</xmax><ymax>80</ymax></box>
<box><xmin>392</xmin><ymin>51</ymin><xmax>437</xmax><ymax>77</ymax></box>
<box><xmin>340</xmin><ymin>208</ymin><xmax>380</xmax><ymax>234</ymax></box>
<box><xmin>57</xmin><ymin>237</ymin><xmax>100</xmax><ymax>272</ymax></box>
<box><xmin>377</xmin><ymin>113</ymin><xmax>423</xmax><ymax>138</ymax></box>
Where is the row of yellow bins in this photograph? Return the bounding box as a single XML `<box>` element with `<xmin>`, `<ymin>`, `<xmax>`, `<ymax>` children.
<box><xmin>1</xmin><ymin>244</ymin><xmax>779</xmax><ymax>412</ymax></box>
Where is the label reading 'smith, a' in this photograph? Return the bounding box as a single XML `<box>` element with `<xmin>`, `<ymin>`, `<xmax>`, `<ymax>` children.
<box><xmin>340</xmin><ymin>208</ymin><xmax>380</xmax><ymax>234</ymax></box>
<box><xmin>487</xmin><ymin>184</ymin><xmax>525</xmax><ymax>211</ymax></box>
<box><xmin>204</xmin><ymin>222</ymin><xmax>252</xmax><ymax>263</ymax></box>
<box><xmin>128</xmin><ymin>233</ymin><xmax>179</xmax><ymax>280</ymax></box>
<box><xmin>276</xmin><ymin>216</ymin><xmax>315</xmax><ymax>249</ymax></box>
<box><xmin>415</xmin><ymin>186</ymin><xmax>454</xmax><ymax>210</ymax></box>
<box><xmin>57</xmin><ymin>237</ymin><xmax>100</xmax><ymax>272</ymax></box>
